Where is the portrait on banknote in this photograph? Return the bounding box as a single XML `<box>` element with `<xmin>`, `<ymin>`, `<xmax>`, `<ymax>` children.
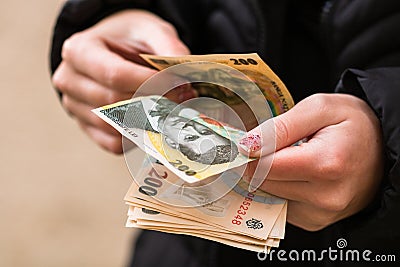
<box><xmin>101</xmin><ymin>96</ymin><xmax>239</xmax><ymax>165</ymax></box>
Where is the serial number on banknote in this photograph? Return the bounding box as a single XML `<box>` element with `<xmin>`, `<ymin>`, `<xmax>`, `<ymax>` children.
<box><xmin>232</xmin><ymin>192</ymin><xmax>255</xmax><ymax>225</ymax></box>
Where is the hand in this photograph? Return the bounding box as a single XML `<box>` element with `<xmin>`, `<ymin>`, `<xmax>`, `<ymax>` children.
<box><xmin>52</xmin><ymin>10</ymin><xmax>195</xmax><ymax>153</ymax></box>
<box><xmin>240</xmin><ymin>93</ymin><xmax>384</xmax><ymax>231</ymax></box>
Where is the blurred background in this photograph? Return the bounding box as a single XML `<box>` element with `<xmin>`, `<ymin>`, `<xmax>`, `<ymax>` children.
<box><xmin>0</xmin><ymin>1</ymin><xmax>138</xmax><ymax>266</ymax></box>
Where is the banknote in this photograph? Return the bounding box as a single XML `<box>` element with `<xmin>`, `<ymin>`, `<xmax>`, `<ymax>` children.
<box><xmin>94</xmin><ymin>53</ymin><xmax>295</xmax><ymax>184</ymax></box>
<box><xmin>127</xmin><ymin>201</ymin><xmax>286</xmax><ymax>239</ymax></box>
<box><xmin>92</xmin><ymin>54</ymin><xmax>293</xmax><ymax>251</ymax></box>
<box><xmin>126</xmin><ymin>195</ymin><xmax>286</xmax><ymax>239</ymax></box>
<box><xmin>93</xmin><ymin>95</ymin><xmax>254</xmax><ymax>183</ymax></box>
<box><xmin>124</xmin><ymin>156</ymin><xmax>286</xmax><ymax>241</ymax></box>
<box><xmin>126</xmin><ymin>216</ymin><xmax>274</xmax><ymax>253</ymax></box>
<box><xmin>123</xmin><ymin>155</ymin><xmax>287</xmax><ymax>252</ymax></box>
<box><xmin>126</xmin><ymin>206</ymin><xmax>280</xmax><ymax>251</ymax></box>
<box><xmin>140</xmin><ymin>53</ymin><xmax>294</xmax><ymax>129</ymax></box>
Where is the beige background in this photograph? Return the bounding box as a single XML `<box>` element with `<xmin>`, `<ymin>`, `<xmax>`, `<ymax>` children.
<box><xmin>0</xmin><ymin>1</ymin><xmax>138</xmax><ymax>266</ymax></box>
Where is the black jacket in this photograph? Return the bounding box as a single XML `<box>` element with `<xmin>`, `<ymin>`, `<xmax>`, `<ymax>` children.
<box><xmin>50</xmin><ymin>0</ymin><xmax>400</xmax><ymax>266</ymax></box>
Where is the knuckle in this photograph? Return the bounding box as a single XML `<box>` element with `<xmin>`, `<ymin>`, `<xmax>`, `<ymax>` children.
<box><xmin>61</xmin><ymin>33</ymin><xmax>86</xmax><ymax>61</ymax></box>
<box><xmin>95</xmin><ymin>118</ymin><xmax>122</xmax><ymax>137</ymax></box>
<box><xmin>81</xmin><ymin>122</ymin><xmax>123</xmax><ymax>154</ymax></box>
<box><xmin>104</xmin><ymin>67</ymin><xmax>122</xmax><ymax>88</ymax></box>
<box><xmin>160</xmin><ymin>20</ymin><xmax>177</xmax><ymax>34</ymax></box>
<box><xmin>61</xmin><ymin>36</ymin><xmax>76</xmax><ymax>61</ymax></box>
<box><xmin>52</xmin><ymin>69</ymin><xmax>67</xmax><ymax>91</ymax></box>
<box><xmin>314</xmin><ymin>192</ymin><xmax>350</xmax><ymax>213</ymax></box>
<box><xmin>307</xmin><ymin>217</ymin><xmax>334</xmax><ymax>231</ymax></box>
<box><xmin>105</xmin><ymin>91</ymin><xmax>123</xmax><ymax>104</ymax></box>
<box><xmin>305</xmin><ymin>93</ymin><xmax>331</xmax><ymax>114</ymax></box>
<box><xmin>61</xmin><ymin>96</ymin><xmax>74</xmax><ymax>117</ymax></box>
<box><xmin>300</xmin><ymin>209</ymin><xmax>338</xmax><ymax>231</ymax></box>
<box><xmin>174</xmin><ymin>39</ymin><xmax>190</xmax><ymax>54</ymax></box>
<box><xmin>297</xmin><ymin>218</ymin><xmax>329</xmax><ymax>232</ymax></box>
<box><xmin>287</xmin><ymin>204</ymin><xmax>331</xmax><ymax>232</ymax></box>
<box><xmin>301</xmin><ymin>225</ymin><xmax>323</xmax><ymax>232</ymax></box>
<box><xmin>171</xmin><ymin>39</ymin><xmax>190</xmax><ymax>54</ymax></box>
<box><xmin>105</xmin><ymin>137</ymin><xmax>123</xmax><ymax>154</ymax></box>
<box><xmin>316</xmin><ymin>149</ymin><xmax>345</xmax><ymax>179</ymax></box>
<box><xmin>61</xmin><ymin>95</ymin><xmax>71</xmax><ymax>109</ymax></box>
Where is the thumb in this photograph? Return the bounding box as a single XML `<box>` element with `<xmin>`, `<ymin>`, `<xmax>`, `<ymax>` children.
<box><xmin>239</xmin><ymin>94</ymin><xmax>343</xmax><ymax>157</ymax></box>
<box><xmin>146</xmin><ymin>25</ymin><xmax>190</xmax><ymax>56</ymax></box>
<box><xmin>153</xmin><ymin>36</ymin><xmax>190</xmax><ymax>56</ymax></box>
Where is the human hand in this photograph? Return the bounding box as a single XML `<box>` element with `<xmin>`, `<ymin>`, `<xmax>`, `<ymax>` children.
<box><xmin>52</xmin><ymin>10</ymin><xmax>195</xmax><ymax>153</ymax></box>
<box><xmin>240</xmin><ymin>93</ymin><xmax>384</xmax><ymax>231</ymax></box>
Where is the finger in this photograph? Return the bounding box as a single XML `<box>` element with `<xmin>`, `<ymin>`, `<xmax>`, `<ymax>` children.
<box><xmin>239</xmin><ymin>94</ymin><xmax>346</xmax><ymax>157</ymax></box>
<box><xmin>53</xmin><ymin>62</ymin><xmax>133</xmax><ymax>107</ymax></box>
<box><xmin>62</xmin><ymin>95</ymin><xmax>121</xmax><ymax>136</ymax></box>
<box><xmin>132</xmin><ymin>72</ymin><xmax>197</xmax><ymax>100</ymax></box>
<box><xmin>164</xmin><ymin>84</ymin><xmax>198</xmax><ymax>103</ymax></box>
<box><xmin>258</xmin><ymin>176</ymin><xmax>350</xmax><ymax>218</ymax></box>
<box><xmin>266</xmin><ymin>136</ymin><xmax>333</xmax><ymax>183</ymax></box>
<box><xmin>257</xmin><ymin>180</ymin><xmax>310</xmax><ymax>202</ymax></box>
<box><xmin>145</xmin><ymin>28</ymin><xmax>190</xmax><ymax>56</ymax></box>
<box><xmin>79</xmin><ymin>122</ymin><xmax>123</xmax><ymax>154</ymax></box>
<box><xmin>253</xmin><ymin>121</ymin><xmax>357</xmax><ymax>184</ymax></box>
<box><xmin>101</xmin><ymin>10</ymin><xmax>190</xmax><ymax>57</ymax></box>
<box><xmin>245</xmin><ymin>124</ymin><xmax>333</xmax><ymax>190</ymax></box>
<box><xmin>111</xmin><ymin>11</ymin><xmax>190</xmax><ymax>56</ymax></box>
<box><xmin>62</xmin><ymin>36</ymin><xmax>156</xmax><ymax>93</ymax></box>
<box><xmin>245</xmin><ymin>155</ymin><xmax>273</xmax><ymax>192</ymax></box>
<box><xmin>286</xmin><ymin>201</ymin><xmax>337</xmax><ymax>231</ymax></box>
<box><xmin>246</xmin><ymin>144</ymin><xmax>315</xmax><ymax>191</ymax></box>
<box><xmin>286</xmin><ymin>201</ymin><xmax>321</xmax><ymax>231</ymax></box>
<box><xmin>245</xmin><ymin>148</ymin><xmax>309</xmax><ymax>192</ymax></box>
<box><xmin>244</xmin><ymin>149</ymin><xmax>310</xmax><ymax>183</ymax></box>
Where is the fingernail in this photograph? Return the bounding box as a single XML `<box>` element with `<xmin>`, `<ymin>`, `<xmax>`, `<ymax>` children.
<box><xmin>239</xmin><ymin>133</ymin><xmax>262</xmax><ymax>153</ymax></box>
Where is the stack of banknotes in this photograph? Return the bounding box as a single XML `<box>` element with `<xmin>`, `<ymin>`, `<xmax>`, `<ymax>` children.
<box><xmin>93</xmin><ymin>53</ymin><xmax>294</xmax><ymax>253</ymax></box>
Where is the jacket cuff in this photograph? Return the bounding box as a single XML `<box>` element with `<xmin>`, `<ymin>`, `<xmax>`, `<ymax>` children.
<box><xmin>336</xmin><ymin>67</ymin><xmax>400</xmax><ymax>208</ymax></box>
<box><xmin>335</xmin><ymin>68</ymin><xmax>400</xmax><ymax>178</ymax></box>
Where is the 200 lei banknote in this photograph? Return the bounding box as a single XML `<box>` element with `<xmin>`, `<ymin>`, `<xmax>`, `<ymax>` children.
<box><xmin>93</xmin><ymin>96</ymin><xmax>252</xmax><ymax>183</ymax></box>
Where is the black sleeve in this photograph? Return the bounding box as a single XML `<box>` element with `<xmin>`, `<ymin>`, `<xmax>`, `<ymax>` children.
<box><xmin>49</xmin><ymin>0</ymin><xmax>258</xmax><ymax>77</ymax></box>
<box><xmin>49</xmin><ymin>0</ymin><xmax>154</xmax><ymax>75</ymax></box>
<box><xmin>335</xmin><ymin>67</ymin><xmax>400</xmax><ymax>249</ymax></box>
